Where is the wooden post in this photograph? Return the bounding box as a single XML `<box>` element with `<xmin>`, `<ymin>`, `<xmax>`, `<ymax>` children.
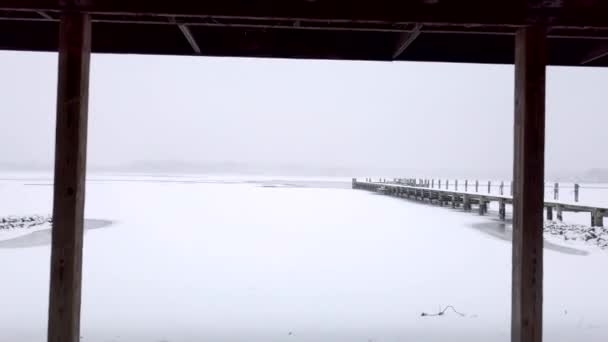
<box><xmin>446</xmin><ymin>179</ymin><xmax>449</xmax><ymax>190</ymax></box>
<box><xmin>438</xmin><ymin>179</ymin><xmax>441</xmax><ymax>189</ymax></box>
<box><xmin>556</xmin><ymin>205</ymin><xmax>563</xmax><ymax>221</ymax></box>
<box><xmin>500</xmin><ymin>181</ymin><xmax>505</xmax><ymax>195</ymax></box>
<box><xmin>511</xmin><ymin>25</ymin><xmax>546</xmax><ymax>342</ymax></box>
<box><xmin>574</xmin><ymin>183</ymin><xmax>579</xmax><ymax>202</ymax></box>
<box><xmin>455</xmin><ymin>179</ymin><xmax>458</xmax><ymax>191</ymax></box>
<box><xmin>478</xmin><ymin>197</ymin><xmax>485</xmax><ymax>215</ymax></box>
<box><xmin>511</xmin><ymin>180</ymin><xmax>514</xmax><ymax>196</ymax></box>
<box><xmin>553</xmin><ymin>182</ymin><xmax>559</xmax><ymax>200</ymax></box>
<box><xmin>465</xmin><ymin>180</ymin><xmax>468</xmax><ymax>192</ymax></box>
<box><xmin>475</xmin><ymin>180</ymin><xmax>479</xmax><ymax>192</ymax></box>
<box><xmin>48</xmin><ymin>12</ymin><xmax>91</xmax><ymax>342</ymax></box>
<box><xmin>546</xmin><ymin>206</ymin><xmax>553</xmax><ymax>221</ymax></box>
<box><xmin>463</xmin><ymin>194</ymin><xmax>471</xmax><ymax>211</ymax></box>
<box><xmin>488</xmin><ymin>180</ymin><xmax>492</xmax><ymax>194</ymax></box>
<box><xmin>499</xmin><ymin>199</ymin><xmax>506</xmax><ymax>220</ymax></box>
<box><xmin>591</xmin><ymin>209</ymin><xmax>604</xmax><ymax>227</ymax></box>
<box><xmin>431</xmin><ymin>179</ymin><xmax>434</xmax><ymax>188</ymax></box>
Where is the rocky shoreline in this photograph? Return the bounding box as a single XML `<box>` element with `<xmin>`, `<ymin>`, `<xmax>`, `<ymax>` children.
<box><xmin>544</xmin><ymin>221</ymin><xmax>608</xmax><ymax>249</ymax></box>
<box><xmin>0</xmin><ymin>215</ymin><xmax>51</xmax><ymax>230</ymax></box>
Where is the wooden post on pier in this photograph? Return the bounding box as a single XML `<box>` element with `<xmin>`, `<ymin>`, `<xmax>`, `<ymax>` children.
<box><xmin>465</xmin><ymin>180</ymin><xmax>468</xmax><ymax>192</ymax></box>
<box><xmin>475</xmin><ymin>180</ymin><xmax>479</xmax><ymax>192</ymax></box>
<box><xmin>455</xmin><ymin>179</ymin><xmax>458</xmax><ymax>191</ymax></box>
<box><xmin>478</xmin><ymin>197</ymin><xmax>486</xmax><ymax>215</ymax></box>
<box><xmin>574</xmin><ymin>183</ymin><xmax>579</xmax><ymax>202</ymax></box>
<box><xmin>499</xmin><ymin>199</ymin><xmax>506</xmax><ymax>220</ymax></box>
<box><xmin>488</xmin><ymin>181</ymin><xmax>491</xmax><ymax>194</ymax></box>
<box><xmin>591</xmin><ymin>209</ymin><xmax>604</xmax><ymax>227</ymax></box>
<box><xmin>500</xmin><ymin>181</ymin><xmax>505</xmax><ymax>195</ymax></box>
<box><xmin>431</xmin><ymin>179</ymin><xmax>434</xmax><ymax>188</ymax></box>
<box><xmin>438</xmin><ymin>179</ymin><xmax>441</xmax><ymax>189</ymax></box>
<box><xmin>511</xmin><ymin>25</ymin><xmax>546</xmax><ymax>342</ymax></box>
<box><xmin>546</xmin><ymin>206</ymin><xmax>553</xmax><ymax>221</ymax></box>
<box><xmin>553</xmin><ymin>182</ymin><xmax>559</xmax><ymax>200</ymax></box>
<box><xmin>48</xmin><ymin>12</ymin><xmax>91</xmax><ymax>342</ymax></box>
<box><xmin>463</xmin><ymin>194</ymin><xmax>471</xmax><ymax>211</ymax></box>
<box><xmin>556</xmin><ymin>205</ymin><xmax>563</xmax><ymax>221</ymax></box>
<box><xmin>446</xmin><ymin>179</ymin><xmax>449</xmax><ymax>190</ymax></box>
<box><xmin>451</xmin><ymin>195</ymin><xmax>456</xmax><ymax>208</ymax></box>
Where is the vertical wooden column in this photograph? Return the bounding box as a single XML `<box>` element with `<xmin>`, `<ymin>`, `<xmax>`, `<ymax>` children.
<box><xmin>48</xmin><ymin>12</ymin><xmax>91</xmax><ymax>342</ymax></box>
<box><xmin>511</xmin><ymin>25</ymin><xmax>546</xmax><ymax>342</ymax></box>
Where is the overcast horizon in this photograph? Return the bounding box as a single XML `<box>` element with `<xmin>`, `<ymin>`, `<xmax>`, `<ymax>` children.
<box><xmin>1</xmin><ymin>51</ymin><xmax>607</xmax><ymax>179</ymax></box>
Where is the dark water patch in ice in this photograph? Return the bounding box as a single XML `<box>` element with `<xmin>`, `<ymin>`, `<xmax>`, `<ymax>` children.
<box><xmin>0</xmin><ymin>219</ymin><xmax>114</xmax><ymax>249</ymax></box>
<box><xmin>469</xmin><ymin>221</ymin><xmax>588</xmax><ymax>256</ymax></box>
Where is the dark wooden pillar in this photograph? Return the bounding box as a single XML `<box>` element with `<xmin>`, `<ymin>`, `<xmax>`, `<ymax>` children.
<box><xmin>511</xmin><ymin>25</ymin><xmax>546</xmax><ymax>342</ymax></box>
<box><xmin>48</xmin><ymin>12</ymin><xmax>91</xmax><ymax>342</ymax></box>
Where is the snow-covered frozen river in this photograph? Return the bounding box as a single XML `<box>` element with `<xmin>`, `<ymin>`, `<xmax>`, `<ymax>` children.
<box><xmin>1</xmin><ymin>174</ymin><xmax>607</xmax><ymax>342</ymax></box>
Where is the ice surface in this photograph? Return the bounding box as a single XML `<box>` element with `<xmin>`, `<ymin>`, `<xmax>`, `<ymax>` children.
<box><xmin>0</xmin><ymin>174</ymin><xmax>607</xmax><ymax>342</ymax></box>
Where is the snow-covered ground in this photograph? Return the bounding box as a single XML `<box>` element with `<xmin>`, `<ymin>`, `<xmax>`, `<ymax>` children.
<box><xmin>1</xmin><ymin>174</ymin><xmax>607</xmax><ymax>342</ymax></box>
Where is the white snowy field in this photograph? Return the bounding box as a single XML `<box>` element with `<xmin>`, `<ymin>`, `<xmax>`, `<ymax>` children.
<box><xmin>1</xmin><ymin>174</ymin><xmax>607</xmax><ymax>342</ymax></box>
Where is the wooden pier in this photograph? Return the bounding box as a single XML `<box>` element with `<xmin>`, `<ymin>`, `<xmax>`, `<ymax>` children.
<box><xmin>353</xmin><ymin>179</ymin><xmax>607</xmax><ymax>227</ymax></box>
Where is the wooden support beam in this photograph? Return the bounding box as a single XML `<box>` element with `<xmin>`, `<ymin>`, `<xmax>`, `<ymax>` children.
<box><xmin>581</xmin><ymin>42</ymin><xmax>608</xmax><ymax>65</ymax></box>
<box><xmin>546</xmin><ymin>206</ymin><xmax>553</xmax><ymax>221</ymax></box>
<box><xmin>511</xmin><ymin>25</ymin><xmax>546</xmax><ymax>342</ymax></box>
<box><xmin>463</xmin><ymin>194</ymin><xmax>471</xmax><ymax>211</ymax></box>
<box><xmin>48</xmin><ymin>11</ymin><xmax>91</xmax><ymax>342</ymax></box>
<box><xmin>37</xmin><ymin>10</ymin><xmax>53</xmax><ymax>19</ymax></box>
<box><xmin>591</xmin><ymin>209</ymin><xmax>604</xmax><ymax>227</ymax></box>
<box><xmin>556</xmin><ymin>205</ymin><xmax>563</xmax><ymax>221</ymax></box>
<box><xmin>392</xmin><ymin>23</ymin><xmax>422</xmax><ymax>59</ymax></box>
<box><xmin>478</xmin><ymin>197</ymin><xmax>486</xmax><ymax>215</ymax></box>
<box><xmin>500</xmin><ymin>199</ymin><xmax>507</xmax><ymax>220</ymax></box>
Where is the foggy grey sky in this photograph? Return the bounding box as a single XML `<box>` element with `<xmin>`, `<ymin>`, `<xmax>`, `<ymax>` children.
<box><xmin>1</xmin><ymin>51</ymin><xmax>607</xmax><ymax>177</ymax></box>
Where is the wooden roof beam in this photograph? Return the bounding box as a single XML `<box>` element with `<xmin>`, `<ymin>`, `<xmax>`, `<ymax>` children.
<box><xmin>392</xmin><ymin>24</ymin><xmax>422</xmax><ymax>60</ymax></box>
<box><xmin>36</xmin><ymin>10</ymin><xmax>52</xmax><ymax>19</ymax></box>
<box><xmin>178</xmin><ymin>24</ymin><xmax>201</xmax><ymax>54</ymax></box>
<box><xmin>581</xmin><ymin>42</ymin><xmax>608</xmax><ymax>65</ymax></box>
<box><xmin>0</xmin><ymin>0</ymin><xmax>608</xmax><ymax>29</ymax></box>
